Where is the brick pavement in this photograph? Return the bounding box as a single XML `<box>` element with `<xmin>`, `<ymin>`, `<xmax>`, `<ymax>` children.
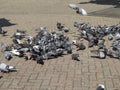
<box><xmin>0</xmin><ymin>0</ymin><xmax>120</xmax><ymax>90</ymax></box>
<box><xmin>0</xmin><ymin>17</ymin><xmax>120</xmax><ymax>90</ymax></box>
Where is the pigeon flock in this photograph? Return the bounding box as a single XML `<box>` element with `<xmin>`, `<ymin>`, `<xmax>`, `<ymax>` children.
<box><xmin>73</xmin><ymin>22</ymin><xmax>120</xmax><ymax>59</ymax></box>
<box><xmin>0</xmin><ymin>22</ymin><xmax>120</xmax><ymax>70</ymax></box>
<box><xmin>0</xmin><ymin>21</ymin><xmax>120</xmax><ymax>90</ymax></box>
<box><xmin>0</xmin><ymin>27</ymin><xmax>73</xmax><ymax>66</ymax></box>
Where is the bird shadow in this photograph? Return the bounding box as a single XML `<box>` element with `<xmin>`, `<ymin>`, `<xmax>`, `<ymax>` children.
<box><xmin>91</xmin><ymin>56</ymin><xmax>101</xmax><ymax>59</ymax></box>
<box><xmin>0</xmin><ymin>76</ymin><xmax>3</xmax><ymax>79</ymax></box>
<box><xmin>0</xmin><ymin>18</ymin><xmax>16</xmax><ymax>27</ymax></box>
<box><xmin>0</xmin><ymin>34</ymin><xmax>9</xmax><ymax>37</ymax></box>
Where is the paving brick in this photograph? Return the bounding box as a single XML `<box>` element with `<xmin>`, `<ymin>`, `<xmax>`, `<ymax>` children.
<box><xmin>96</xmin><ymin>72</ymin><xmax>104</xmax><ymax>80</ymax></box>
<box><xmin>50</xmin><ymin>77</ymin><xmax>59</xmax><ymax>86</ymax></box>
<box><xmin>73</xmin><ymin>79</ymin><xmax>82</xmax><ymax>87</ymax></box>
<box><xmin>42</xmin><ymin>79</ymin><xmax>50</xmax><ymax>86</ymax></box>
<box><xmin>113</xmin><ymin>79</ymin><xmax>120</xmax><ymax>88</ymax></box>
<box><xmin>82</xmin><ymin>66</ymin><xmax>89</xmax><ymax>73</ymax></box>
<box><xmin>56</xmin><ymin>86</ymin><xmax>65</xmax><ymax>90</ymax></box>
<box><xmin>65</xmin><ymin>85</ymin><xmax>73</xmax><ymax>90</ymax></box>
<box><xmin>89</xmin><ymin>65</ymin><xmax>96</xmax><ymax>73</ymax></box>
<box><xmin>65</xmin><ymin>79</ymin><xmax>73</xmax><ymax>87</ymax></box>
<box><xmin>67</xmin><ymin>71</ymin><xmax>75</xmax><ymax>79</ymax></box>
<box><xmin>29</xmin><ymin>73</ymin><xmax>38</xmax><ymax>80</ymax></box>
<box><xmin>89</xmin><ymin>81</ymin><xmax>97</xmax><ymax>88</ymax></box>
<box><xmin>0</xmin><ymin>82</ymin><xmax>11</xmax><ymax>89</ymax></box>
<box><xmin>28</xmin><ymin>79</ymin><xmax>42</xmax><ymax>84</ymax></box>
<box><xmin>105</xmin><ymin>79</ymin><xmax>114</xmax><ymax>88</ymax></box>
<box><xmin>40</xmin><ymin>85</ymin><xmax>57</xmax><ymax>90</ymax></box>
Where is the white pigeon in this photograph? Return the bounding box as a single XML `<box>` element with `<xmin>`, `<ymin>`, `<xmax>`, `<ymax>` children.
<box><xmin>76</xmin><ymin>8</ymin><xmax>87</xmax><ymax>16</ymax></box>
<box><xmin>68</xmin><ymin>4</ymin><xmax>78</xmax><ymax>10</ymax></box>
<box><xmin>98</xmin><ymin>51</ymin><xmax>106</xmax><ymax>59</ymax></box>
<box><xmin>10</xmin><ymin>48</ymin><xmax>21</xmax><ymax>56</ymax></box>
<box><xmin>0</xmin><ymin>62</ymin><xmax>16</xmax><ymax>73</ymax></box>
<box><xmin>115</xmin><ymin>32</ymin><xmax>120</xmax><ymax>40</ymax></box>
<box><xmin>16</xmin><ymin>39</ymin><xmax>24</xmax><ymax>44</ymax></box>
<box><xmin>40</xmin><ymin>27</ymin><xmax>46</xmax><ymax>31</ymax></box>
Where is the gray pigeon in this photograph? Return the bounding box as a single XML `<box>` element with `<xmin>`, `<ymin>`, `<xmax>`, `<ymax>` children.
<box><xmin>71</xmin><ymin>53</ymin><xmax>80</xmax><ymax>61</ymax></box>
<box><xmin>62</xmin><ymin>26</ymin><xmax>70</xmax><ymax>32</ymax></box>
<box><xmin>91</xmin><ymin>49</ymin><xmax>106</xmax><ymax>59</ymax></box>
<box><xmin>76</xmin><ymin>42</ymin><xmax>86</xmax><ymax>51</ymax></box>
<box><xmin>0</xmin><ymin>62</ymin><xmax>16</xmax><ymax>73</ymax></box>
<box><xmin>3</xmin><ymin>51</ymin><xmax>12</xmax><ymax>60</ymax></box>
<box><xmin>97</xmin><ymin>39</ymin><xmax>105</xmax><ymax>49</ymax></box>
<box><xmin>104</xmin><ymin>48</ymin><xmax>114</xmax><ymax>57</ymax></box>
<box><xmin>108</xmin><ymin>33</ymin><xmax>113</xmax><ymax>40</ymax></box>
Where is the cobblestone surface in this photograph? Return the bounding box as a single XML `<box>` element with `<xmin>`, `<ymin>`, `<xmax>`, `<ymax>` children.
<box><xmin>0</xmin><ymin>0</ymin><xmax>120</xmax><ymax>90</ymax></box>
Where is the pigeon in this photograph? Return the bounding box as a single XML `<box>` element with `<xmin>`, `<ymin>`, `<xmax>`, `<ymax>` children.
<box><xmin>91</xmin><ymin>49</ymin><xmax>106</xmax><ymax>59</ymax></box>
<box><xmin>62</xmin><ymin>26</ymin><xmax>70</xmax><ymax>32</ymax></box>
<box><xmin>24</xmin><ymin>52</ymin><xmax>32</xmax><ymax>60</ymax></box>
<box><xmin>71</xmin><ymin>53</ymin><xmax>80</xmax><ymax>61</ymax></box>
<box><xmin>96</xmin><ymin>84</ymin><xmax>105</xmax><ymax>90</ymax></box>
<box><xmin>72</xmin><ymin>36</ymin><xmax>81</xmax><ymax>44</ymax></box>
<box><xmin>56</xmin><ymin>48</ymin><xmax>64</xmax><ymax>56</ymax></box>
<box><xmin>97</xmin><ymin>39</ymin><xmax>105</xmax><ymax>49</ymax></box>
<box><xmin>25</xmin><ymin>36</ymin><xmax>33</xmax><ymax>44</ymax></box>
<box><xmin>0</xmin><ymin>62</ymin><xmax>16</xmax><ymax>73</ymax></box>
<box><xmin>111</xmin><ymin>46</ymin><xmax>120</xmax><ymax>59</ymax></box>
<box><xmin>3</xmin><ymin>51</ymin><xmax>12</xmax><ymax>60</ymax></box>
<box><xmin>74</xmin><ymin>39</ymin><xmax>86</xmax><ymax>50</ymax></box>
<box><xmin>88</xmin><ymin>40</ymin><xmax>94</xmax><ymax>48</ymax></box>
<box><xmin>0</xmin><ymin>26</ymin><xmax>7</xmax><ymax>36</ymax></box>
<box><xmin>111</xmin><ymin>41</ymin><xmax>120</xmax><ymax>51</ymax></box>
<box><xmin>104</xmin><ymin>48</ymin><xmax>114</xmax><ymax>57</ymax></box>
<box><xmin>56</xmin><ymin>22</ymin><xmax>64</xmax><ymax>30</ymax></box>
<box><xmin>108</xmin><ymin>33</ymin><xmax>113</xmax><ymax>40</ymax></box>
<box><xmin>10</xmin><ymin>48</ymin><xmax>24</xmax><ymax>57</ymax></box>
<box><xmin>64</xmin><ymin>41</ymin><xmax>72</xmax><ymax>54</ymax></box>
<box><xmin>68</xmin><ymin>4</ymin><xmax>78</xmax><ymax>10</ymax></box>
<box><xmin>93</xmin><ymin>37</ymin><xmax>99</xmax><ymax>45</ymax></box>
<box><xmin>76</xmin><ymin>42</ymin><xmax>86</xmax><ymax>51</ymax></box>
<box><xmin>76</xmin><ymin>8</ymin><xmax>87</xmax><ymax>16</ymax></box>
<box><xmin>36</xmin><ymin>55</ymin><xmax>44</xmax><ymax>65</ymax></box>
<box><xmin>115</xmin><ymin>32</ymin><xmax>120</xmax><ymax>40</ymax></box>
<box><xmin>12</xmin><ymin>29</ymin><xmax>26</xmax><ymax>40</ymax></box>
<box><xmin>73</xmin><ymin>22</ymin><xmax>79</xmax><ymax>28</ymax></box>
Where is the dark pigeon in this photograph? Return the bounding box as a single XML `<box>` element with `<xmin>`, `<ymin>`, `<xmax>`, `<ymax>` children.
<box><xmin>71</xmin><ymin>53</ymin><xmax>80</xmax><ymax>61</ymax></box>
<box><xmin>76</xmin><ymin>42</ymin><xmax>86</xmax><ymax>51</ymax></box>
<box><xmin>56</xmin><ymin>22</ymin><xmax>64</xmax><ymax>30</ymax></box>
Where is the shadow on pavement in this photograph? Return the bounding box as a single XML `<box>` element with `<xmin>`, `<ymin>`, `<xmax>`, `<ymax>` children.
<box><xmin>0</xmin><ymin>18</ymin><xmax>16</xmax><ymax>27</ymax></box>
<box><xmin>79</xmin><ymin>0</ymin><xmax>120</xmax><ymax>7</ymax></box>
<box><xmin>88</xmin><ymin>7</ymin><xmax>120</xmax><ymax>18</ymax></box>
